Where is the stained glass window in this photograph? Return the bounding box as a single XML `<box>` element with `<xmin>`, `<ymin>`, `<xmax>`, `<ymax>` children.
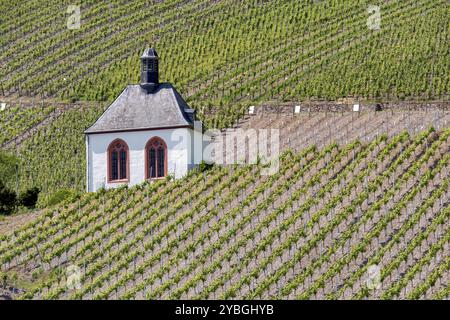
<box><xmin>120</xmin><ymin>150</ymin><xmax>127</xmax><ymax>180</ymax></box>
<box><xmin>112</xmin><ymin>151</ymin><xmax>118</xmax><ymax>180</ymax></box>
<box><xmin>157</xmin><ymin>147</ymin><xmax>164</xmax><ymax>177</ymax></box>
<box><xmin>147</xmin><ymin>137</ymin><xmax>166</xmax><ymax>179</ymax></box>
<box><xmin>109</xmin><ymin>140</ymin><xmax>128</xmax><ymax>182</ymax></box>
<box><xmin>149</xmin><ymin>148</ymin><xmax>156</xmax><ymax>178</ymax></box>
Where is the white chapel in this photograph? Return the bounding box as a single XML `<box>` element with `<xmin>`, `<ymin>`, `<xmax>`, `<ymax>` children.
<box><xmin>85</xmin><ymin>48</ymin><xmax>205</xmax><ymax>192</ymax></box>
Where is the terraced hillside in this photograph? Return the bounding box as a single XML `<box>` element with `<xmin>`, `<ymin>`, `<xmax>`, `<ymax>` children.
<box><xmin>1</xmin><ymin>102</ymin><xmax>449</xmax><ymax>203</ymax></box>
<box><xmin>1</xmin><ymin>0</ymin><xmax>449</xmax><ymax>128</ymax></box>
<box><xmin>216</xmin><ymin>104</ymin><xmax>450</xmax><ymax>160</ymax></box>
<box><xmin>1</xmin><ymin>0</ymin><xmax>449</xmax><ymax>301</ymax></box>
<box><xmin>0</xmin><ymin>125</ymin><xmax>449</xmax><ymax>300</ymax></box>
<box><xmin>1</xmin><ymin>0</ymin><xmax>449</xmax><ymax>200</ymax></box>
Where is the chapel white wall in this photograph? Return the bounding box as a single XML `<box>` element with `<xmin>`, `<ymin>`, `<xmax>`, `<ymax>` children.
<box><xmin>86</xmin><ymin>128</ymin><xmax>204</xmax><ymax>192</ymax></box>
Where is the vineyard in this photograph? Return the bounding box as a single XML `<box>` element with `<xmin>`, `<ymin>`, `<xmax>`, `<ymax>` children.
<box><xmin>0</xmin><ymin>105</ymin><xmax>55</xmax><ymax>147</ymax></box>
<box><xmin>0</xmin><ymin>124</ymin><xmax>449</xmax><ymax>299</ymax></box>
<box><xmin>1</xmin><ymin>0</ymin><xmax>449</xmax><ymax>128</ymax></box>
<box><xmin>1</xmin><ymin>0</ymin><xmax>449</xmax><ymax>301</ymax></box>
<box><xmin>1</xmin><ymin>102</ymin><xmax>448</xmax><ymax>202</ymax></box>
<box><xmin>1</xmin><ymin>101</ymin><xmax>105</xmax><ymax>202</ymax></box>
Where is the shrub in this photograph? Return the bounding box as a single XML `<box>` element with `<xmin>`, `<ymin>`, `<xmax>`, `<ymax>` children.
<box><xmin>19</xmin><ymin>187</ymin><xmax>40</xmax><ymax>208</ymax></box>
<box><xmin>0</xmin><ymin>272</ymin><xmax>7</xmax><ymax>289</ymax></box>
<box><xmin>0</xmin><ymin>181</ymin><xmax>17</xmax><ymax>215</ymax></box>
<box><xmin>45</xmin><ymin>189</ymin><xmax>78</xmax><ymax>207</ymax></box>
<box><xmin>0</xmin><ymin>152</ymin><xmax>18</xmax><ymax>187</ymax></box>
<box><xmin>198</xmin><ymin>161</ymin><xmax>213</xmax><ymax>172</ymax></box>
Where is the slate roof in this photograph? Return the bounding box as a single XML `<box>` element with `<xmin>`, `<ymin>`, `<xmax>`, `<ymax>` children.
<box><xmin>85</xmin><ymin>83</ymin><xmax>194</xmax><ymax>134</ymax></box>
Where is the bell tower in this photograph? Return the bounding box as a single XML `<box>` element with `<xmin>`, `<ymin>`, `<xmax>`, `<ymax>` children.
<box><xmin>140</xmin><ymin>48</ymin><xmax>159</xmax><ymax>93</ymax></box>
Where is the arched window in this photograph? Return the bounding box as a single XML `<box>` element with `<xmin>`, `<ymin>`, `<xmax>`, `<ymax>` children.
<box><xmin>146</xmin><ymin>137</ymin><xmax>167</xmax><ymax>179</ymax></box>
<box><xmin>108</xmin><ymin>139</ymin><xmax>129</xmax><ymax>182</ymax></box>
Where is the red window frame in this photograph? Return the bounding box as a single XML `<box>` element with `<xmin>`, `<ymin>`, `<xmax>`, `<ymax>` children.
<box><xmin>107</xmin><ymin>139</ymin><xmax>130</xmax><ymax>183</ymax></box>
<box><xmin>145</xmin><ymin>137</ymin><xmax>167</xmax><ymax>179</ymax></box>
